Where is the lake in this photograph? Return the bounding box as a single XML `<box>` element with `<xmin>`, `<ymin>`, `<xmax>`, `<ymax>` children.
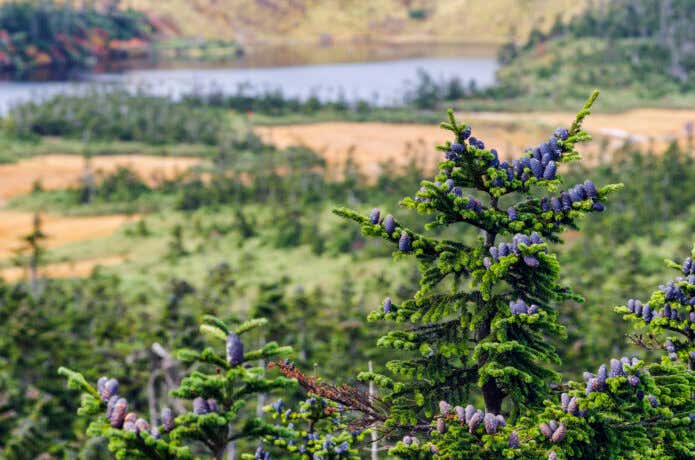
<box><xmin>0</xmin><ymin>55</ymin><xmax>498</xmax><ymax>114</ymax></box>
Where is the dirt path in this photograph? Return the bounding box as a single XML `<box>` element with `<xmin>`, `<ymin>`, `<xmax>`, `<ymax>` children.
<box><xmin>256</xmin><ymin>109</ymin><xmax>695</xmax><ymax>174</ymax></box>
<box><xmin>0</xmin><ymin>154</ymin><xmax>200</xmax><ymax>200</ymax></box>
<box><xmin>0</xmin><ymin>255</ymin><xmax>125</xmax><ymax>282</ymax></box>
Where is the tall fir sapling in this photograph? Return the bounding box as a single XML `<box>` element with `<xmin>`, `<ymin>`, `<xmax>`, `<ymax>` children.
<box><xmin>335</xmin><ymin>90</ymin><xmax>621</xmax><ymax>424</ymax></box>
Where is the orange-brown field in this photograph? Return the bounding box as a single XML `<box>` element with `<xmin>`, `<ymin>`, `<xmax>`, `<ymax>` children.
<box><xmin>256</xmin><ymin>109</ymin><xmax>695</xmax><ymax>175</ymax></box>
<box><xmin>0</xmin><ymin>154</ymin><xmax>200</xmax><ymax>200</ymax></box>
<box><xmin>0</xmin><ymin>210</ymin><xmax>138</xmax><ymax>259</ymax></box>
<box><xmin>0</xmin><ymin>154</ymin><xmax>201</xmax><ymax>280</ymax></box>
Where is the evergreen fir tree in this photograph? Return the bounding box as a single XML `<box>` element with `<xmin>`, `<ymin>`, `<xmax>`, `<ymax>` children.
<box><xmin>60</xmin><ymin>315</ymin><xmax>295</xmax><ymax>459</ymax></box>
<box><xmin>335</xmin><ymin>91</ymin><xmax>621</xmax><ymax>422</ymax></box>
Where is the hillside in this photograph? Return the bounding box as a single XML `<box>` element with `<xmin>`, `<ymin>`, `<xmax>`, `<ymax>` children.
<box><xmin>120</xmin><ymin>0</ymin><xmax>589</xmax><ymax>46</ymax></box>
<box><xmin>493</xmin><ymin>0</ymin><xmax>695</xmax><ymax>104</ymax></box>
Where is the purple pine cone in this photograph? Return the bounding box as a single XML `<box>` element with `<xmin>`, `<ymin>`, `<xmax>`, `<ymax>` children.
<box><xmin>551</xmin><ymin>424</ymin><xmax>566</xmax><ymax>443</ymax></box>
<box><xmin>628</xmin><ymin>375</ymin><xmax>641</xmax><ymax>387</ymax></box>
<box><xmin>530</xmin><ymin>158</ymin><xmax>543</xmax><ymax>178</ymax></box>
<box><xmin>398</xmin><ymin>232</ymin><xmax>412</xmax><ymax>252</ymax></box>
<box><xmin>445</xmin><ymin>150</ymin><xmax>459</xmax><ymax>161</ymax></box>
<box><xmin>135</xmin><ymin>418</ymin><xmax>149</xmax><ymax>434</ymax></box>
<box><xmin>549</xmin><ymin>452</ymin><xmax>558</xmax><ymax>460</ymax></box>
<box><xmin>539</xmin><ymin>422</ymin><xmax>553</xmax><ymax>438</ymax></box>
<box><xmin>584</xmin><ymin>180</ymin><xmax>598</xmax><ymax>198</ymax></box>
<box><xmin>527</xmin><ymin>304</ymin><xmax>539</xmax><ymax>314</ymax></box>
<box><xmin>683</xmin><ymin>257</ymin><xmax>693</xmax><ymax>275</ymax></box>
<box><xmin>669</xmin><ymin>352</ymin><xmax>678</xmax><ymax>361</ymax></box>
<box><xmin>549</xmin><ymin>420</ymin><xmax>558</xmax><ymax>432</ymax></box>
<box><xmin>490</xmin><ymin>149</ymin><xmax>499</xmax><ymax>167</ymax></box>
<box><xmin>384</xmin><ymin>214</ymin><xmax>396</xmax><ymax>235</ymax></box>
<box><xmin>461</xmin><ymin>126</ymin><xmax>472</xmax><ymax>140</ymax></box>
<box><xmin>369</xmin><ymin>209</ymin><xmax>380</xmax><ymax>224</ymax></box>
<box><xmin>469</xmin><ymin>136</ymin><xmax>480</xmax><ymax>148</ymax></box>
<box><xmin>226</xmin><ymin>333</ymin><xmax>244</xmax><ymax>366</ymax></box>
<box><xmin>576</xmin><ymin>184</ymin><xmax>588</xmax><ymax>200</ymax></box>
<box><xmin>483</xmin><ymin>257</ymin><xmax>492</xmax><ymax>269</ymax></box>
<box><xmin>647</xmin><ymin>395</ymin><xmax>658</xmax><ymax>408</ymax></box>
<box><xmin>513</xmin><ymin>159</ymin><xmax>523</xmax><ymax>176</ymax></box>
<box><xmin>542</xmin><ymin>153</ymin><xmax>552</xmax><ymax>166</ymax></box>
<box><xmin>484</xmin><ymin>412</ymin><xmax>498</xmax><ymax>434</ymax></box>
<box><xmin>464</xmin><ymin>404</ymin><xmax>476</xmax><ymax>424</ymax></box>
<box><xmin>530</xmin><ymin>231</ymin><xmax>543</xmax><ymax>244</ymax></box>
<box><xmin>207</xmin><ymin>399</ymin><xmax>219</xmax><ymax>413</ymax></box>
<box><xmin>561</xmin><ymin>193</ymin><xmax>572</xmax><ymax>212</ymax></box>
<box><xmin>452</xmin><ymin>186</ymin><xmax>463</xmax><ymax>196</ymax></box>
<box><xmin>110</xmin><ymin>398</ymin><xmax>128</xmax><ymax>428</ymax></box>
<box><xmin>567</xmin><ymin>397</ymin><xmax>579</xmax><ymax>416</ymax></box>
<box><xmin>490</xmin><ymin>246</ymin><xmax>499</xmax><ymax>261</ymax></box>
<box><xmin>610</xmin><ymin>359</ymin><xmax>625</xmax><ymax>378</ymax></box>
<box><xmin>402</xmin><ymin>436</ymin><xmax>413</xmax><ymax>445</ymax></box>
<box><xmin>665</xmin><ymin>340</ymin><xmax>675</xmax><ymax>353</ymax></box>
<box><xmin>106</xmin><ymin>395</ymin><xmax>119</xmax><ymax>420</ymax></box>
<box><xmin>568</xmin><ymin>188</ymin><xmax>580</xmax><ymax>202</ymax></box>
<box><xmin>560</xmin><ymin>393</ymin><xmax>569</xmax><ymax>411</ymax></box>
<box><xmin>123</xmin><ymin>413</ymin><xmax>137</xmax><ymax>432</ymax></box>
<box><xmin>102</xmin><ymin>378</ymin><xmax>119</xmax><ymax>402</ymax></box>
<box><xmin>637</xmin><ymin>390</ymin><xmax>645</xmax><ymax>400</ymax></box>
<box><xmin>468</xmin><ymin>410</ymin><xmax>483</xmax><ymax>432</ymax></box>
<box><xmin>597</xmin><ymin>364</ymin><xmax>607</xmax><ymax>383</ymax></box>
<box><xmin>541</xmin><ymin>198</ymin><xmax>550</xmax><ymax>212</ymax></box>
<box><xmin>450</xmin><ymin>143</ymin><xmax>464</xmax><ymax>153</ymax></box>
<box><xmin>551</xmin><ymin>197</ymin><xmax>562</xmax><ymax>212</ymax></box>
<box><xmin>97</xmin><ymin>376</ymin><xmax>108</xmax><ymax>397</ymax></box>
<box><xmin>634</xmin><ymin>300</ymin><xmax>643</xmax><ymax>316</ymax></box>
<box><xmin>509</xmin><ymin>431</ymin><xmax>520</xmax><ymax>448</ymax></box>
<box><xmin>437</xmin><ymin>418</ymin><xmax>446</xmax><ymax>434</ymax></box>
<box><xmin>444</xmin><ymin>179</ymin><xmax>454</xmax><ymax>191</ymax></box>
<box><xmin>627</xmin><ymin>299</ymin><xmax>635</xmax><ymax>312</ymax></box>
<box><xmin>193</xmin><ymin>397</ymin><xmax>209</xmax><ymax>415</ymax></box>
<box><xmin>455</xmin><ymin>405</ymin><xmax>465</xmax><ymax>421</ymax></box>
<box><xmin>523</xmin><ymin>256</ymin><xmax>539</xmax><ymax>267</ymax></box>
<box><xmin>642</xmin><ymin>304</ymin><xmax>653</xmax><ymax>323</ymax></box>
<box><xmin>593</xmin><ymin>201</ymin><xmax>605</xmax><ymax>212</ymax></box>
<box><xmin>543</xmin><ymin>161</ymin><xmax>557</xmax><ymax>180</ymax></box>
<box><xmin>554</xmin><ymin>127</ymin><xmax>569</xmax><ymax>140</ymax></box>
<box><xmin>439</xmin><ymin>400</ymin><xmax>452</xmax><ymax>415</ymax></box>
<box><xmin>161</xmin><ymin>407</ymin><xmax>175</xmax><ymax>432</ymax></box>
<box><xmin>383</xmin><ymin>297</ymin><xmax>392</xmax><ymax>313</ymax></box>
<box><xmin>507</xmin><ymin>207</ymin><xmax>517</xmax><ymax>221</ymax></box>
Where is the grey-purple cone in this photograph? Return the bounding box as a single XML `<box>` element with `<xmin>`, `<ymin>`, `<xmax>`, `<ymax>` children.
<box><xmin>226</xmin><ymin>333</ymin><xmax>244</xmax><ymax>366</ymax></box>
<box><xmin>161</xmin><ymin>407</ymin><xmax>175</xmax><ymax>432</ymax></box>
<box><xmin>110</xmin><ymin>398</ymin><xmax>128</xmax><ymax>428</ymax></box>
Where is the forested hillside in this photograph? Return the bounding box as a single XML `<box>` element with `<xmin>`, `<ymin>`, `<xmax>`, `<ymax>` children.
<box><xmin>494</xmin><ymin>0</ymin><xmax>695</xmax><ymax>104</ymax></box>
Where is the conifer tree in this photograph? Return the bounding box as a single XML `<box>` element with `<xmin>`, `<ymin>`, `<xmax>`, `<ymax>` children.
<box><xmin>335</xmin><ymin>91</ymin><xmax>621</xmax><ymax>422</ymax></box>
<box><xmin>60</xmin><ymin>315</ymin><xmax>295</xmax><ymax>459</ymax></box>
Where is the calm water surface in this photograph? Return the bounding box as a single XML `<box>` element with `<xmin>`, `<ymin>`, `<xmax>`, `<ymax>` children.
<box><xmin>0</xmin><ymin>54</ymin><xmax>498</xmax><ymax>114</ymax></box>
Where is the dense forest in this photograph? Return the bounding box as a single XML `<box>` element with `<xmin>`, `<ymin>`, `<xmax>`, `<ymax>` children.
<box><xmin>0</xmin><ymin>1</ymin><xmax>154</xmax><ymax>76</ymax></box>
